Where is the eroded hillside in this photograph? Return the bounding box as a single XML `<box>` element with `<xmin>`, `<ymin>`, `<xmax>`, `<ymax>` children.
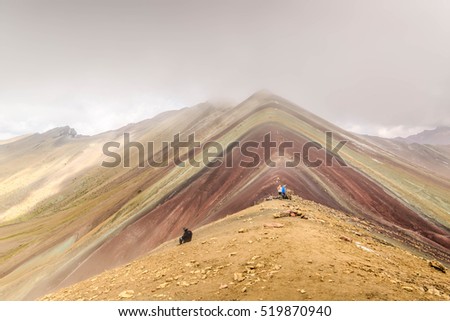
<box><xmin>43</xmin><ymin>197</ymin><xmax>449</xmax><ymax>301</ymax></box>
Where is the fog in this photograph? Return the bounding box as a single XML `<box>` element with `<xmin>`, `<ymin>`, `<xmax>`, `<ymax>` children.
<box><xmin>1</xmin><ymin>0</ymin><xmax>449</xmax><ymax>139</ymax></box>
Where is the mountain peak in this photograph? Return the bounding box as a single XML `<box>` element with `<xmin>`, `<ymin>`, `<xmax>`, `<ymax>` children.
<box><xmin>234</xmin><ymin>89</ymin><xmax>297</xmax><ymax>114</ymax></box>
<box><xmin>249</xmin><ymin>89</ymin><xmax>275</xmax><ymax>99</ymax></box>
<box><xmin>43</xmin><ymin>126</ymin><xmax>78</xmax><ymax>139</ymax></box>
<box><xmin>246</xmin><ymin>89</ymin><xmax>292</xmax><ymax>104</ymax></box>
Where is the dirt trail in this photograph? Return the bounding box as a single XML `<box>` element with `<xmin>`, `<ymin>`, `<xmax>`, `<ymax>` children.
<box><xmin>42</xmin><ymin>197</ymin><xmax>449</xmax><ymax>301</ymax></box>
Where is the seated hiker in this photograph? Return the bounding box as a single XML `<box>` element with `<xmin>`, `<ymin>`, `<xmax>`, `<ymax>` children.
<box><xmin>179</xmin><ymin>227</ymin><xmax>193</xmax><ymax>244</ymax></box>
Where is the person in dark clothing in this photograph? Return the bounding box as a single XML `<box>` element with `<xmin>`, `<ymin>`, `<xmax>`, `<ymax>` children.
<box><xmin>179</xmin><ymin>227</ymin><xmax>193</xmax><ymax>244</ymax></box>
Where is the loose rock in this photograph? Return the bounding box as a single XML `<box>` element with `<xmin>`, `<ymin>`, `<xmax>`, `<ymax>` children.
<box><xmin>429</xmin><ymin>260</ymin><xmax>447</xmax><ymax>273</ymax></box>
<box><xmin>157</xmin><ymin>282</ymin><xmax>169</xmax><ymax>289</ymax></box>
<box><xmin>340</xmin><ymin>236</ymin><xmax>352</xmax><ymax>242</ymax></box>
<box><xmin>234</xmin><ymin>273</ymin><xmax>246</xmax><ymax>282</ymax></box>
<box><xmin>118</xmin><ymin>290</ymin><xmax>134</xmax><ymax>299</ymax></box>
<box><xmin>264</xmin><ymin>222</ymin><xmax>285</xmax><ymax>228</ymax></box>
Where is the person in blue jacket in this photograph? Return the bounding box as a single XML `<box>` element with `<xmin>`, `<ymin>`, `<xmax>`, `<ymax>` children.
<box><xmin>281</xmin><ymin>184</ymin><xmax>287</xmax><ymax>199</ymax></box>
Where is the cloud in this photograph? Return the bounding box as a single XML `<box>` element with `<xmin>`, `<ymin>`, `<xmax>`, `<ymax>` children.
<box><xmin>1</xmin><ymin>0</ymin><xmax>449</xmax><ymax>139</ymax></box>
<box><xmin>336</xmin><ymin>122</ymin><xmax>434</xmax><ymax>138</ymax></box>
<box><xmin>375</xmin><ymin>126</ymin><xmax>435</xmax><ymax>138</ymax></box>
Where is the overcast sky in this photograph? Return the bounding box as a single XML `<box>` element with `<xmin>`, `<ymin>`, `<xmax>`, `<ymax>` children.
<box><xmin>1</xmin><ymin>0</ymin><xmax>449</xmax><ymax>139</ymax></box>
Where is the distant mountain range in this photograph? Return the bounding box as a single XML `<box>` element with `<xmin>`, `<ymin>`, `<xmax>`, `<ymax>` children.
<box><xmin>0</xmin><ymin>91</ymin><xmax>449</xmax><ymax>300</ymax></box>
<box><xmin>395</xmin><ymin>126</ymin><xmax>450</xmax><ymax>145</ymax></box>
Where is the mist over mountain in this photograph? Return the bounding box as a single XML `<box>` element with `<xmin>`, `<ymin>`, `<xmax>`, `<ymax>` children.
<box><xmin>2</xmin><ymin>1</ymin><xmax>450</xmax><ymax>140</ymax></box>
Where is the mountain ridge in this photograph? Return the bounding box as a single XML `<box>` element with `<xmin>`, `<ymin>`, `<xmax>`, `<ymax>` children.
<box><xmin>42</xmin><ymin>197</ymin><xmax>450</xmax><ymax>301</ymax></box>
